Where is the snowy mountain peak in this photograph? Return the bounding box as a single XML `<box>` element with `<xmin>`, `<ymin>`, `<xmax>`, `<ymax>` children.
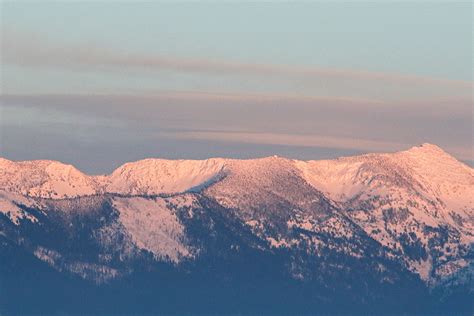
<box><xmin>295</xmin><ymin>145</ymin><xmax>473</xmax><ymax>218</ymax></box>
<box><xmin>414</xmin><ymin>142</ymin><xmax>445</xmax><ymax>152</ymax></box>
<box><xmin>404</xmin><ymin>143</ymin><xmax>457</xmax><ymax>160</ymax></box>
<box><xmin>103</xmin><ymin>158</ymin><xmax>226</xmax><ymax>195</ymax></box>
<box><xmin>0</xmin><ymin>158</ymin><xmax>98</xmax><ymax>198</ymax></box>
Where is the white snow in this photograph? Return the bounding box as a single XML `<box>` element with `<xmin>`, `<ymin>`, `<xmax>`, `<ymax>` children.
<box><xmin>33</xmin><ymin>246</ymin><xmax>61</xmax><ymax>266</ymax></box>
<box><xmin>111</xmin><ymin>196</ymin><xmax>193</xmax><ymax>263</ymax></box>
<box><xmin>0</xmin><ymin>158</ymin><xmax>98</xmax><ymax>198</ymax></box>
<box><xmin>2</xmin><ymin>144</ymin><xmax>471</xmax><ymax>207</ymax></box>
<box><xmin>295</xmin><ymin>143</ymin><xmax>474</xmax><ymax>239</ymax></box>
<box><xmin>295</xmin><ymin>144</ymin><xmax>473</xmax><ymax>210</ymax></box>
<box><xmin>408</xmin><ymin>257</ymin><xmax>432</xmax><ymax>282</ymax></box>
<box><xmin>104</xmin><ymin>158</ymin><xmax>225</xmax><ymax>196</ymax></box>
<box><xmin>0</xmin><ymin>157</ymin><xmax>227</xmax><ymax>198</ymax></box>
<box><xmin>293</xmin><ymin>144</ymin><xmax>473</xmax><ymax>280</ymax></box>
<box><xmin>0</xmin><ymin>190</ymin><xmax>38</xmax><ymax>225</ymax></box>
<box><xmin>266</xmin><ymin>237</ymin><xmax>294</xmax><ymax>248</ymax></box>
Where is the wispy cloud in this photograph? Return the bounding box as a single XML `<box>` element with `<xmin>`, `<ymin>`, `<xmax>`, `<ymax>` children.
<box><xmin>163</xmin><ymin>130</ymin><xmax>472</xmax><ymax>162</ymax></box>
<box><xmin>166</xmin><ymin>130</ymin><xmax>409</xmax><ymax>153</ymax></box>
<box><xmin>1</xmin><ymin>93</ymin><xmax>472</xmax><ymax>163</ymax></box>
<box><xmin>2</xmin><ymin>29</ymin><xmax>472</xmax><ymax>98</ymax></box>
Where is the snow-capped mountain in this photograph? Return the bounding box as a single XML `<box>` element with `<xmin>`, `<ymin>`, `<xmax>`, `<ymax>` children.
<box><xmin>0</xmin><ymin>144</ymin><xmax>472</xmax><ymax>314</ymax></box>
<box><xmin>103</xmin><ymin>158</ymin><xmax>226</xmax><ymax>195</ymax></box>
<box><xmin>0</xmin><ymin>158</ymin><xmax>99</xmax><ymax>198</ymax></box>
<box><xmin>297</xmin><ymin>143</ymin><xmax>473</xmax><ymax>282</ymax></box>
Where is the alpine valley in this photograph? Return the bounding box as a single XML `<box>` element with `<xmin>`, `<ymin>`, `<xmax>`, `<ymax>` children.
<box><xmin>0</xmin><ymin>143</ymin><xmax>472</xmax><ymax>315</ymax></box>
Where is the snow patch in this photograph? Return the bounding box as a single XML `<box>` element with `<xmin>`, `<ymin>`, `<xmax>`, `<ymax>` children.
<box><xmin>0</xmin><ymin>190</ymin><xmax>38</xmax><ymax>225</ymax></box>
<box><xmin>112</xmin><ymin>197</ymin><xmax>192</xmax><ymax>263</ymax></box>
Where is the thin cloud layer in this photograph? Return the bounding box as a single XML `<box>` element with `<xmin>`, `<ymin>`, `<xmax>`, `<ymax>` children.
<box><xmin>2</xmin><ymin>30</ymin><xmax>472</xmax><ymax>101</ymax></box>
<box><xmin>1</xmin><ymin>94</ymin><xmax>472</xmax><ymax>165</ymax></box>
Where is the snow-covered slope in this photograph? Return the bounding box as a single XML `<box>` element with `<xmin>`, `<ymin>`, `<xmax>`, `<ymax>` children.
<box><xmin>294</xmin><ymin>143</ymin><xmax>473</xmax><ymax>281</ymax></box>
<box><xmin>104</xmin><ymin>158</ymin><xmax>225</xmax><ymax>195</ymax></box>
<box><xmin>0</xmin><ymin>157</ymin><xmax>226</xmax><ymax>198</ymax></box>
<box><xmin>0</xmin><ymin>190</ymin><xmax>39</xmax><ymax>225</ymax></box>
<box><xmin>0</xmin><ymin>158</ymin><xmax>99</xmax><ymax>198</ymax></box>
<box><xmin>3</xmin><ymin>143</ymin><xmax>470</xmax><ymax>206</ymax></box>
<box><xmin>295</xmin><ymin>143</ymin><xmax>473</xmax><ymax>212</ymax></box>
<box><xmin>111</xmin><ymin>196</ymin><xmax>195</xmax><ymax>263</ymax></box>
<box><xmin>294</xmin><ymin>143</ymin><xmax>473</xmax><ymax>235</ymax></box>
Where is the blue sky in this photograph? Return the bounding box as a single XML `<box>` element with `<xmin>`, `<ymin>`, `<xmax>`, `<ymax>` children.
<box><xmin>1</xmin><ymin>2</ymin><xmax>472</xmax><ymax>173</ymax></box>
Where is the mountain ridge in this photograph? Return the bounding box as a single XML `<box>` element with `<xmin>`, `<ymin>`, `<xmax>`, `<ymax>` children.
<box><xmin>1</xmin><ymin>143</ymin><xmax>471</xmax><ymax>199</ymax></box>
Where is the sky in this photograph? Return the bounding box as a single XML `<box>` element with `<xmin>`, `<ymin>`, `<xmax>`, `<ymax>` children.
<box><xmin>0</xmin><ymin>1</ymin><xmax>472</xmax><ymax>174</ymax></box>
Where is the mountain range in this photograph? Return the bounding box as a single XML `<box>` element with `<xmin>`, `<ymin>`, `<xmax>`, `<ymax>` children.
<box><xmin>0</xmin><ymin>143</ymin><xmax>472</xmax><ymax>315</ymax></box>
